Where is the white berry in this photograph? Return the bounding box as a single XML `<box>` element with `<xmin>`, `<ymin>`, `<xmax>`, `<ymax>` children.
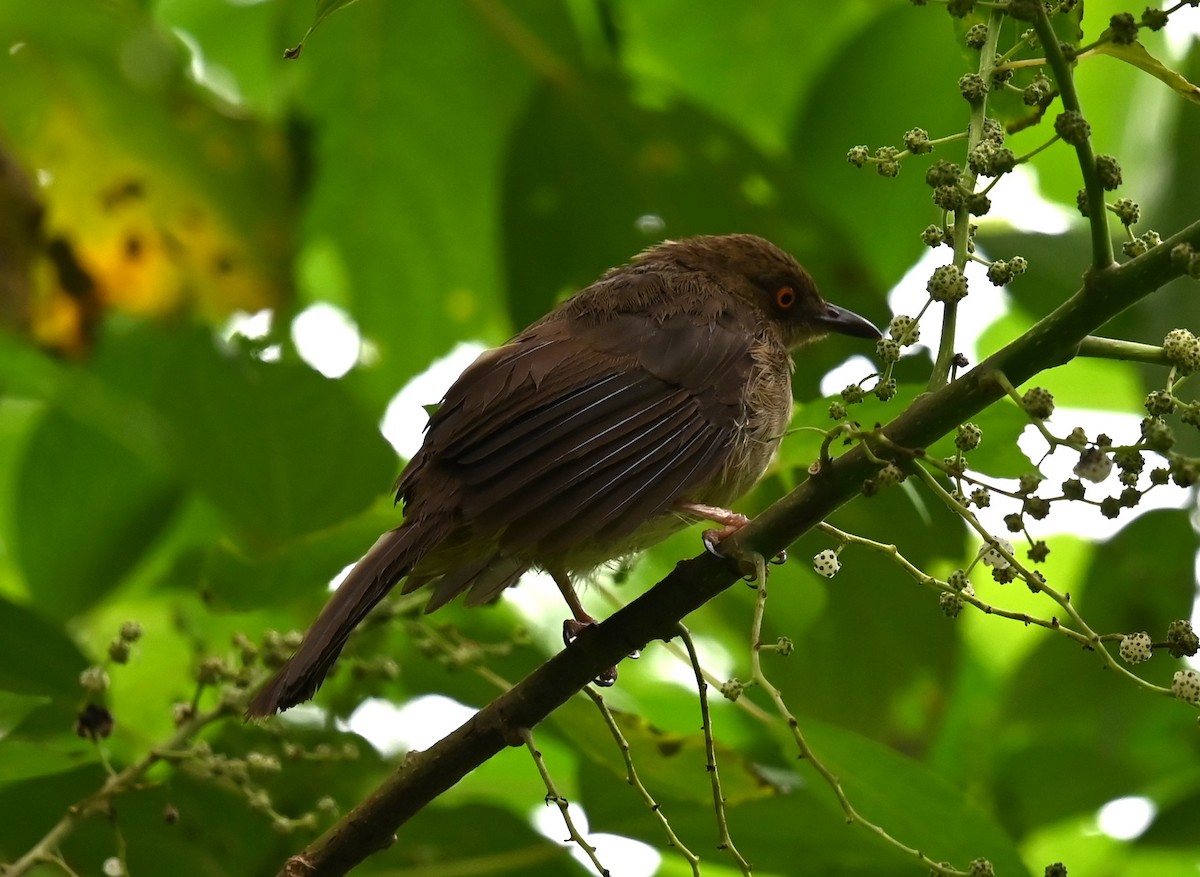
<box><xmin>1172</xmin><ymin>669</ymin><xmax>1200</xmax><ymax>704</ymax></box>
<box><xmin>812</xmin><ymin>549</ymin><xmax>841</xmax><ymax>578</ymax></box>
<box><xmin>1073</xmin><ymin>448</ymin><xmax>1113</xmax><ymax>483</ymax></box>
<box><xmin>981</xmin><ymin>539</ymin><xmax>1013</xmax><ymax>569</ymax></box>
<box><xmin>1118</xmin><ymin>631</ymin><xmax>1153</xmax><ymax>664</ymax></box>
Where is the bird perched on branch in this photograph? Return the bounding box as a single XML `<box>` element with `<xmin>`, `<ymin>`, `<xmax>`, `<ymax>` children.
<box><xmin>247</xmin><ymin>233</ymin><xmax>879</xmax><ymax>717</ymax></box>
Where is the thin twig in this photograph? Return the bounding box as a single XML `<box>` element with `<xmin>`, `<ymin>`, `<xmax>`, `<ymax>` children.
<box><xmin>677</xmin><ymin>625</ymin><xmax>751</xmax><ymax>875</ymax></box>
<box><xmin>583</xmin><ymin>688</ymin><xmax>702</xmax><ymax>876</ymax></box>
<box><xmin>520</xmin><ymin>728</ymin><xmax>610</xmax><ymax>877</ymax></box>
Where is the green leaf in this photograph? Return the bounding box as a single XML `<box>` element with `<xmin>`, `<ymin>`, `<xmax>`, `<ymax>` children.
<box><xmin>0</xmin><ymin>739</ymin><xmax>93</xmax><ymax>783</ymax></box>
<box><xmin>620</xmin><ymin>2</ymin><xmax>881</xmax><ymax>154</ymax></box>
<box><xmin>13</xmin><ymin>409</ymin><xmax>182</xmax><ymax>619</ymax></box>
<box><xmin>0</xmin><ymin>599</ymin><xmax>88</xmax><ymax>733</ymax></box>
<box><xmin>546</xmin><ymin>696</ymin><xmax>781</xmax><ymax>807</ymax></box>
<box><xmin>0</xmin><ymin>0</ymin><xmax>293</xmax><ymax>352</ymax></box>
<box><xmin>0</xmin><ymin>691</ymin><xmax>49</xmax><ymax>741</ymax></box>
<box><xmin>295</xmin><ymin>0</ymin><xmax>557</xmax><ymax>405</ymax></box>
<box><xmin>86</xmin><ymin>322</ymin><xmax>396</xmax><ymax>547</ymax></box>
<box><xmin>502</xmin><ymin>76</ymin><xmax>885</xmax><ymax>400</ymax></box>
<box><xmin>286</xmin><ymin>0</ymin><xmax>363</xmax><ymax>58</ymax></box>
<box><xmin>929</xmin><ymin>397</ymin><xmax>1034</xmax><ymax>478</ymax></box>
<box><xmin>789</xmin><ymin>4</ymin><xmax>972</xmax><ymax>288</ymax></box>
<box><xmin>1094</xmin><ymin>39</ymin><xmax>1200</xmax><ymax>106</ymax></box>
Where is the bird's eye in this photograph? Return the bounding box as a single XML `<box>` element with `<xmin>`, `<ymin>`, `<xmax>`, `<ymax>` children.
<box><xmin>775</xmin><ymin>286</ymin><xmax>796</xmax><ymax>309</ymax></box>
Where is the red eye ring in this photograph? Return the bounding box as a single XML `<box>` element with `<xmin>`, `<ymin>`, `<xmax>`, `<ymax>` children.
<box><xmin>775</xmin><ymin>286</ymin><xmax>796</xmax><ymax>309</ymax></box>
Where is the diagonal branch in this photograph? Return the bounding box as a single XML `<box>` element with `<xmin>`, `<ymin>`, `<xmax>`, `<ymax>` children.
<box><xmin>274</xmin><ymin>219</ymin><xmax>1200</xmax><ymax>877</ymax></box>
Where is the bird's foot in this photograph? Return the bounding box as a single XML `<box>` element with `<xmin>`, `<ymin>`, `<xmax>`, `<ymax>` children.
<box><xmin>561</xmin><ymin>616</ymin><xmax>596</xmax><ymax>646</ymax></box>
<box><xmin>677</xmin><ymin>503</ymin><xmax>750</xmax><ymax>558</ymax></box>
<box><xmin>561</xmin><ymin>617</ymin><xmax>637</xmax><ymax>686</ymax></box>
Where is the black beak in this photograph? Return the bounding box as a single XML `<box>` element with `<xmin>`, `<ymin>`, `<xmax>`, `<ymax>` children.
<box><xmin>818</xmin><ymin>302</ymin><xmax>881</xmax><ymax>340</ymax></box>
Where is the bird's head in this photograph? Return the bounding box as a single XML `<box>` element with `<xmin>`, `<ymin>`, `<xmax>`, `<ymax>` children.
<box><xmin>647</xmin><ymin>233</ymin><xmax>881</xmax><ymax>348</ymax></box>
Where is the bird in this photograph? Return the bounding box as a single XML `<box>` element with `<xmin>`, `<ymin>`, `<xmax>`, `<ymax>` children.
<box><xmin>246</xmin><ymin>233</ymin><xmax>879</xmax><ymax>717</ymax></box>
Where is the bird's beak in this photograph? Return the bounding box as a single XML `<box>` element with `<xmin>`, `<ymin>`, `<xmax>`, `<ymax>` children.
<box><xmin>818</xmin><ymin>303</ymin><xmax>881</xmax><ymax>340</ymax></box>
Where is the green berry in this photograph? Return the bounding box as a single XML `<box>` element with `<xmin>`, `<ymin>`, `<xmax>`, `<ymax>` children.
<box><xmin>1167</xmin><ymin>620</ymin><xmax>1199</xmax><ymax>658</ymax></box>
<box><xmin>1119</xmin><ymin>487</ymin><xmax>1141</xmax><ymax>508</ymax></box>
<box><xmin>1112</xmin><ymin>197</ymin><xmax>1140</xmax><ymax>226</ymax></box>
<box><xmin>903</xmin><ymin>128</ymin><xmax>932</xmax><ymax>154</ymax></box>
<box><xmin>1023</xmin><ymin>496</ymin><xmax>1051</xmax><ymax>519</ymax></box>
<box><xmin>80</xmin><ymin>665</ymin><xmax>110</xmax><ymax>693</ymax></box>
<box><xmin>120</xmin><ymin>621</ymin><xmax>143</xmax><ymax>642</ymax></box>
<box><xmin>1140</xmin><ymin>416</ymin><xmax>1175</xmax><ymax>452</ymax></box>
<box><xmin>1027</xmin><ymin>540</ymin><xmax>1050</xmax><ymax>563</ymax></box>
<box><xmin>965</xmin><ymin>23</ymin><xmax>988</xmax><ymax>48</ymax></box>
<box><xmin>928</xmin><ymin>264</ymin><xmax>968</xmax><ymax>302</ymax></box>
<box><xmin>1023</xmin><ymin>73</ymin><xmax>1051</xmax><ymax>105</ymax></box>
<box><xmin>1061</xmin><ymin>478</ymin><xmax>1085</xmax><ymax>500</ymax></box>
<box><xmin>1113</xmin><ymin>448</ymin><xmax>1144</xmax><ymax>473</ymax></box>
<box><xmin>959</xmin><ymin>73</ymin><xmax>989</xmax><ymax>103</ymax></box>
<box><xmin>940</xmin><ymin>591</ymin><xmax>964</xmax><ymax>618</ymax></box>
<box><xmin>847</xmin><ymin>145</ymin><xmax>869</xmax><ymax>167</ymax></box>
<box><xmin>1171</xmin><ymin>457</ymin><xmax>1199</xmax><ymax>487</ymax></box>
<box><xmin>874</xmin><ymin>377</ymin><xmax>897</xmax><ymax>401</ymax></box>
<box><xmin>1022</xmin><ymin>387</ymin><xmax>1054</xmax><ymax>419</ymax></box>
<box><xmin>1108</xmin><ymin>12</ymin><xmax>1138</xmax><ymax>44</ymax></box>
<box><xmin>1018</xmin><ymin>473</ymin><xmax>1043</xmax><ymax>494</ymax></box>
<box><xmin>981</xmin><ymin>117</ymin><xmax>1004</xmax><ymax>145</ymax></box>
<box><xmin>841</xmin><ymin>384</ymin><xmax>865</xmax><ymax>403</ymax></box>
<box><xmin>925</xmin><ymin>160</ymin><xmax>962</xmax><ymax>188</ymax></box>
<box><xmin>966</xmin><ymin>192</ymin><xmax>991</xmax><ymax>216</ymax></box>
<box><xmin>992</xmin><ymin>566</ymin><xmax>1017</xmax><ymax>584</ymax></box>
<box><xmin>1141</xmin><ymin>8</ymin><xmax>1169</xmax><ymax>29</ymax></box>
<box><xmin>1144</xmin><ymin>390</ymin><xmax>1176</xmax><ymax>416</ymax></box>
<box><xmin>955</xmin><ymin>422</ymin><xmax>983</xmax><ymax>451</ymax></box>
<box><xmin>889</xmin><ymin>314</ymin><xmax>920</xmax><ymax>344</ymax></box>
<box><xmin>1096</xmin><ymin>154</ymin><xmax>1122</xmax><ymax>190</ymax></box>
<box><xmin>990</xmin><ymin>57</ymin><xmax>1013</xmax><ymax>89</ymax></box>
<box><xmin>108</xmin><ymin>639</ymin><xmax>130</xmax><ymax>664</ymax></box>
<box><xmin>933</xmin><ymin>184</ymin><xmax>966</xmax><ymax>212</ymax></box>
<box><xmin>876</xmin><ymin>338</ymin><xmax>902</xmax><ymax>363</ymax></box>
<box><xmin>1054</xmin><ymin>110</ymin><xmax>1091</xmax><ymax>146</ymax></box>
<box><xmin>1162</xmin><ymin>328</ymin><xmax>1200</xmax><ymax>372</ymax></box>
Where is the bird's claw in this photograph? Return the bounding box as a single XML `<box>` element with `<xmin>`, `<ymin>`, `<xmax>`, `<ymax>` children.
<box><xmin>561</xmin><ymin>618</ymin><xmax>631</xmax><ymax>685</ymax></box>
<box><xmin>562</xmin><ymin>617</ymin><xmax>591</xmax><ymax>647</ymax></box>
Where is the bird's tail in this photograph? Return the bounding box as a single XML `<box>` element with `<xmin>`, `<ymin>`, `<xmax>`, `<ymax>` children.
<box><xmin>245</xmin><ymin>523</ymin><xmax>438</xmax><ymax>718</ymax></box>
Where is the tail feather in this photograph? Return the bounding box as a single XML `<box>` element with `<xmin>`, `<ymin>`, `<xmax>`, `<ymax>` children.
<box><xmin>245</xmin><ymin>523</ymin><xmax>437</xmax><ymax>718</ymax></box>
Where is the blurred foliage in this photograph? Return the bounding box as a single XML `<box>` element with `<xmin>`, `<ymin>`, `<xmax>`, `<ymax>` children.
<box><xmin>0</xmin><ymin>1</ymin><xmax>1198</xmax><ymax>876</ymax></box>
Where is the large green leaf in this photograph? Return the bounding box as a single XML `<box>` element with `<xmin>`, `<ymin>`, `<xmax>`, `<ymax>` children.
<box><xmin>14</xmin><ymin>408</ymin><xmax>182</xmax><ymax>618</ymax></box>
<box><xmin>501</xmin><ymin>76</ymin><xmax>885</xmax><ymax>400</ymax></box>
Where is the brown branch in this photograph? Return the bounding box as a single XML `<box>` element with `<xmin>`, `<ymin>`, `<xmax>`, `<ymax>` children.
<box><xmin>274</xmin><ymin>219</ymin><xmax>1200</xmax><ymax>877</ymax></box>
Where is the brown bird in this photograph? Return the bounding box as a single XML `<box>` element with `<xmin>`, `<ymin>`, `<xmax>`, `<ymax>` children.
<box><xmin>247</xmin><ymin>234</ymin><xmax>879</xmax><ymax>717</ymax></box>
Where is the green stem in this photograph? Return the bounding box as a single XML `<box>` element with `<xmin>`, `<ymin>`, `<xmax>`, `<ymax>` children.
<box><xmin>1032</xmin><ymin>6</ymin><xmax>1115</xmax><ymax>270</ymax></box>
<box><xmin>1077</xmin><ymin>335</ymin><xmax>1171</xmax><ymax>366</ymax></box>
<box><xmin>929</xmin><ymin>6</ymin><xmax>1006</xmax><ymax>390</ymax></box>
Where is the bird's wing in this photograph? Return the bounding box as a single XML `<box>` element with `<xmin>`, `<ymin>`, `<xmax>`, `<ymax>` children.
<box><xmin>403</xmin><ymin>291</ymin><xmax>757</xmax><ymax>556</ymax></box>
